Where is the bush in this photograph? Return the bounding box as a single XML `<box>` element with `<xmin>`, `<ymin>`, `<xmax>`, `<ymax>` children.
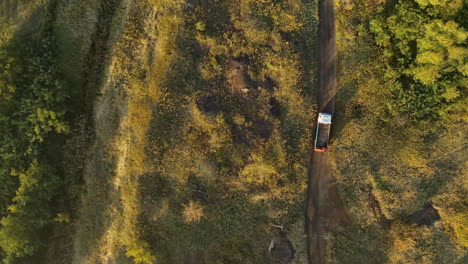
<box><xmin>0</xmin><ymin>22</ymin><xmax>68</xmax><ymax>263</ymax></box>
<box><xmin>333</xmin><ymin>0</ymin><xmax>467</xmax><ymax>262</ymax></box>
<box><xmin>369</xmin><ymin>0</ymin><xmax>467</xmax><ymax>121</ymax></box>
<box><xmin>0</xmin><ymin>161</ymin><xmax>61</xmax><ymax>262</ymax></box>
<box><xmin>195</xmin><ymin>21</ymin><xmax>206</xmax><ymax>32</ymax></box>
<box><xmin>125</xmin><ymin>240</ymin><xmax>156</xmax><ymax>264</ymax></box>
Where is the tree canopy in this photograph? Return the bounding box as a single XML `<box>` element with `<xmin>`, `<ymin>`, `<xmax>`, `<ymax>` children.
<box><xmin>370</xmin><ymin>0</ymin><xmax>467</xmax><ymax>120</ymax></box>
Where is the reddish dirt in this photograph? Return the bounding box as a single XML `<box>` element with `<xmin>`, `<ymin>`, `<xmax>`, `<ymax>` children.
<box><xmin>306</xmin><ymin>1</ymin><xmax>351</xmax><ymax>264</ymax></box>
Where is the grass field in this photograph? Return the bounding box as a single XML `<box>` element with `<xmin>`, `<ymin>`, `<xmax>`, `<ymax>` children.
<box><xmin>330</xmin><ymin>1</ymin><xmax>467</xmax><ymax>263</ymax></box>
<box><xmin>59</xmin><ymin>0</ymin><xmax>319</xmax><ymax>263</ymax></box>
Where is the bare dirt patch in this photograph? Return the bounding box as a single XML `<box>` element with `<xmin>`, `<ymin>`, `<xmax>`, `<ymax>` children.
<box><xmin>252</xmin><ymin>118</ymin><xmax>274</xmax><ymax>140</ymax></box>
<box><xmin>227</xmin><ymin>58</ymin><xmax>257</xmax><ymax>96</ymax></box>
<box><xmin>271</xmin><ymin>232</ymin><xmax>295</xmax><ymax>264</ymax></box>
<box><xmin>184</xmin><ymin>250</ymin><xmax>206</xmax><ymax>264</ymax></box>
<box><xmin>411</xmin><ymin>203</ymin><xmax>440</xmax><ymax>226</ymax></box>
<box><xmin>196</xmin><ymin>95</ymin><xmax>224</xmax><ymax>113</ymax></box>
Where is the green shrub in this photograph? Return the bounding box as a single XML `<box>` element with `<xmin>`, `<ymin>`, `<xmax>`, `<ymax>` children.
<box><xmin>333</xmin><ymin>0</ymin><xmax>467</xmax><ymax>262</ymax></box>
<box><xmin>0</xmin><ymin>19</ymin><xmax>68</xmax><ymax>264</ymax></box>
<box><xmin>0</xmin><ymin>161</ymin><xmax>61</xmax><ymax>262</ymax></box>
<box><xmin>370</xmin><ymin>0</ymin><xmax>467</xmax><ymax>121</ymax></box>
<box><xmin>125</xmin><ymin>240</ymin><xmax>156</xmax><ymax>264</ymax></box>
<box><xmin>195</xmin><ymin>21</ymin><xmax>206</xmax><ymax>32</ymax></box>
<box><xmin>53</xmin><ymin>213</ymin><xmax>71</xmax><ymax>224</ymax></box>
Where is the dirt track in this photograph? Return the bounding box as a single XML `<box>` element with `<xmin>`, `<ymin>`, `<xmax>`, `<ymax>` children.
<box><xmin>306</xmin><ymin>0</ymin><xmax>349</xmax><ymax>263</ymax></box>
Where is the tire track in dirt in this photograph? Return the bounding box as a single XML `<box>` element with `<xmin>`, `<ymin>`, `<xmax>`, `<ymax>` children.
<box><xmin>306</xmin><ymin>0</ymin><xmax>350</xmax><ymax>263</ymax></box>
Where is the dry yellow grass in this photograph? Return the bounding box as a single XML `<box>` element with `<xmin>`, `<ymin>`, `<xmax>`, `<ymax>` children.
<box><xmin>182</xmin><ymin>201</ymin><xmax>206</xmax><ymax>223</ymax></box>
<box><xmin>72</xmin><ymin>0</ymin><xmax>187</xmax><ymax>263</ymax></box>
<box><xmin>63</xmin><ymin>0</ymin><xmax>318</xmax><ymax>262</ymax></box>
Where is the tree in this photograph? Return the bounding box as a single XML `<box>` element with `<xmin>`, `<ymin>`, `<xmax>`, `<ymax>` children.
<box><xmin>0</xmin><ymin>161</ymin><xmax>61</xmax><ymax>261</ymax></box>
<box><xmin>370</xmin><ymin>0</ymin><xmax>467</xmax><ymax>120</ymax></box>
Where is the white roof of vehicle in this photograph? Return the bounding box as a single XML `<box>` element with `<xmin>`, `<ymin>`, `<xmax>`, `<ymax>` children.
<box><xmin>318</xmin><ymin>112</ymin><xmax>332</xmax><ymax>124</ymax></box>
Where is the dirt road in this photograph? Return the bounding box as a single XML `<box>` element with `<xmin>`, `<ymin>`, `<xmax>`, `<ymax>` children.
<box><xmin>306</xmin><ymin>0</ymin><xmax>349</xmax><ymax>263</ymax></box>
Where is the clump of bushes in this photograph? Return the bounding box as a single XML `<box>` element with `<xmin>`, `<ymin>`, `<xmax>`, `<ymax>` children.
<box><xmin>332</xmin><ymin>0</ymin><xmax>467</xmax><ymax>262</ymax></box>
<box><xmin>369</xmin><ymin>0</ymin><xmax>466</xmax><ymax>121</ymax></box>
<box><xmin>125</xmin><ymin>240</ymin><xmax>156</xmax><ymax>264</ymax></box>
<box><xmin>0</xmin><ymin>20</ymin><xmax>68</xmax><ymax>262</ymax></box>
<box><xmin>0</xmin><ymin>161</ymin><xmax>61</xmax><ymax>262</ymax></box>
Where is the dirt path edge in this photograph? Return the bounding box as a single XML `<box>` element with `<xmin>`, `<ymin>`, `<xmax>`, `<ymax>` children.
<box><xmin>306</xmin><ymin>1</ymin><xmax>349</xmax><ymax>263</ymax></box>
